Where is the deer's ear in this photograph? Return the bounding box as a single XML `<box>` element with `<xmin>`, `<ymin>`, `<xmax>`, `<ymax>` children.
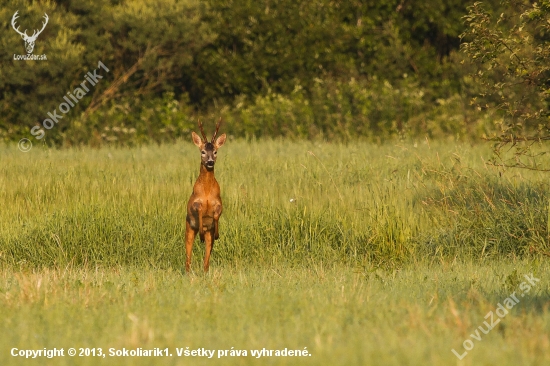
<box><xmin>191</xmin><ymin>131</ymin><xmax>202</xmax><ymax>148</ymax></box>
<box><xmin>215</xmin><ymin>134</ymin><xmax>226</xmax><ymax>148</ymax></box>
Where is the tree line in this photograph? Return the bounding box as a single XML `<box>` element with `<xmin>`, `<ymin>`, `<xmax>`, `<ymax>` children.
<box><xmin>1</xmin><ymin>0</ymin><xmax>547</xmax><ymax>157</ymax></box>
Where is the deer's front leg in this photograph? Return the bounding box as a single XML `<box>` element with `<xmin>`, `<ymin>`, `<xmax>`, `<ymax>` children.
<box><xmin>192</xmin><ymin>200</ymin><xmax>205</xmax><ymax>242</ymax></box>
<box><xmin>203</xmin><ymin>230</ymin><xmax>213</xmax><ymax>272</ymax></box>
<box><xmin>213</xmin><ymin>203</ymin><xmax>222</xmax><ymax>240</ymax></box>
<box><xmin>185</xmin><ymin>220</ymin><xmax>196</xmax><ymax>273</ymax></box>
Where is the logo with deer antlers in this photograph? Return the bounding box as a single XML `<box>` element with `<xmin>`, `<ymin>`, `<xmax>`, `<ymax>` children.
<box><xmin>11</xmin><ymin>10</ymin><xmax>48</xmax><ymax>54</ymax></box>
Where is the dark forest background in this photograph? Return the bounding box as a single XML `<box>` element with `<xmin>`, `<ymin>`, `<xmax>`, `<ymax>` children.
<box><xmin>1</xmin><ymin>0</ymin><xmax>548</xmax><ymax>149</ymax></box>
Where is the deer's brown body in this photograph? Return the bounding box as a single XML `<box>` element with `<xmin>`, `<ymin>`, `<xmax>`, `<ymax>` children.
<box><xmin>185</xmin><ymin>119</ymin><xmax>226</xmax><ymax>272</ymax></box>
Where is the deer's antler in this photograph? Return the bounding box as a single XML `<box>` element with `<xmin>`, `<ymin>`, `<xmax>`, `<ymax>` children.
<box><xmin>11</xmin><ymin>11</ymin><xmax>28</xmax><ymax>38</ymax></box>
<box><xmin>197</xmin><ymin>119</ymin><xmax>208</xmax><ymax>142</ymax></box>
<box><xmin>212</xmin><ymin>117</ymin><xmax>222</xmax><ymax>142</ymax></box>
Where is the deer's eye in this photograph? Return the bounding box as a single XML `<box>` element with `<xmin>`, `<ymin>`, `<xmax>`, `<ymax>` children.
<box><xmin>201</xmin><ymin>151</ymin><xmax>206</xmax><ymax>155</ymax></box>
<box><xmin>214</xmin><ymin>151</ymin><xmax>217</xmax><ymax>155</ymax></box>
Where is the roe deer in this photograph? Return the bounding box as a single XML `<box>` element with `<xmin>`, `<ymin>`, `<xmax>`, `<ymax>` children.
<box><xmin>185</xmin><ymin>118</ymin><xmax>226</xmax><ymax>272</ymax></box>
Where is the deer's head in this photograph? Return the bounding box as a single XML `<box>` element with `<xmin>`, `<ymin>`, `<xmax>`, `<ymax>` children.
<box><xmin>192</xmin><ymin>118</ymin><xmax>226</xmax><ymax>170</ymax></box>
<box><xmin>11</xmin><ymin>11</ymin><xmax>49</xmax><ymax>54</ymax></box>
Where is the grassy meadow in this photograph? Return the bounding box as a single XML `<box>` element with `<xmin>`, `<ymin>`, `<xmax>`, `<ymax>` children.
<box><xmin>0</xmin><ymin>139</ymin><xmax>549</xmax><ymax>365</ymax></box>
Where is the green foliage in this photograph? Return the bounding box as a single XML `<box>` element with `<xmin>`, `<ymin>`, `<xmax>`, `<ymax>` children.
<box><xmin>195</xmin><ymin>0</ymin><xmax>476</xmax><ymax>103</ymax></box>
<box><xmin>0</xmin><ymin>0</ymin><xmax>493</xmax><ymax>144</ymax></box>
<box><xmin>52</xmin><ymin>76</ymin><xmax>474</xmax><ymax>147</ymax></box>
<box><xmin>68</xmin><ymin>93</ymin><xmax>196</xmax><ymax>147</ymax></box>
<box><xmin>461</xmin><ymin>0</ymin><xmax>550</xmax><ymax>170</ymax></box>
<box><xmin>221</xmin><ymin>77</ymin><xmax>475</xmax><ymax>141</ymax></box>
<box><xmin>0</xmin><ymin>0</ymin><xmax>212</xmax><ymax>145</ymax></box>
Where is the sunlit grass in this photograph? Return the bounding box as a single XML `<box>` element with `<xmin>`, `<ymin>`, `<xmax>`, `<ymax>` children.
<box><xmin>0</xmin><ymin>140</ymin><xmax>549</xmax><ymax>365</ymax></box>
<box><xmin>1</xmin><ymin>139</ymin><xmax>547</xmax><ymax>268</ymax></box>
<box><xmin>0</xmin><ymin>261</ymin><xmax>549</xmax><ymax>365</ymax></box>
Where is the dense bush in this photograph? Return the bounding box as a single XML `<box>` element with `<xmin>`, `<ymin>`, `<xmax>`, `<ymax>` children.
<box><xmin>222</xmin><ymin>77</ymin><xmax>474</xmax><ymax>141</ymax></box>
<box><xmin>461</xmin><ymin>0</ymin><xmax>550</xmax><ymax>170</ymax></box>
<box><xmin>0</xmin><ymin>0</ymin><xmax>504</xmax><ymax>145</ymax></box>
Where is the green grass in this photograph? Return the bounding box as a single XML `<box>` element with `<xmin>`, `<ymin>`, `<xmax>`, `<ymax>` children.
<box><xmin>0</xmin><ymin>140</ymin><xmax>549</xmax><ymax>365</ymax></box>
<box><xmin>1</xmin><ymin>139</ymin><xmax>548</xmax><ymax>268</ymax></box>
<box><xmin>0</xmin><ymin>262</ymin><xmax>549</xmax><ymax>365</ymax></box>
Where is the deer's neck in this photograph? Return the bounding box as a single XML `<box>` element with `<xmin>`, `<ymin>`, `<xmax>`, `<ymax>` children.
<box><xmin>198</xmin><ymin>164</ymin><xmax>216</xmax><ymax>184</ymax></box>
